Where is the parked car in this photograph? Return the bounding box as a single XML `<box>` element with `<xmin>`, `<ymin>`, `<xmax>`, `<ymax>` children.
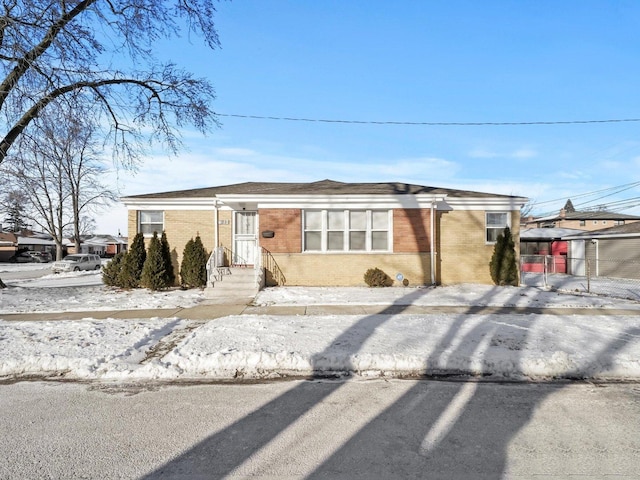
<box><xmin>52</xmin><ymin>254</ymin><xmax>102</xmax><ymax>273</ymax></box>
<box><xmin>10</xmin><ymin>251</ymin><xmax>37</xmax><ymax>263</ymax></box>
<box><xmin>27</xmin><ymin>251</ymin><xmax>52</xmax><ymax>263</ymax></box>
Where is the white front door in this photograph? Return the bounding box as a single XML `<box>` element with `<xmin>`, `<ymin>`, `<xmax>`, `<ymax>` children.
<box><xmin>233</xmin><ymin>211</ymin><xmax>258</xmax><ymax>265</ymax></box>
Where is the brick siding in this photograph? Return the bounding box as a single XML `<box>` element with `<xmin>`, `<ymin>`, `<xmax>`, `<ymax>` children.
<box><xmin>258</xmin><ymin>208</ymin><xmax>302</xmax><ymax>253</ymax></box>
<box><xmin>393</xmin><ymin>208</ymin><xmax>431</xmax><ymax>252</ymax></box>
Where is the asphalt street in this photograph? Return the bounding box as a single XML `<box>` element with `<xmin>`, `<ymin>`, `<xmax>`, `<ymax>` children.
<box><xmin>1</xmin><ymin>380</ymin><xmax>639</xmax><ymax>479</ymax></box>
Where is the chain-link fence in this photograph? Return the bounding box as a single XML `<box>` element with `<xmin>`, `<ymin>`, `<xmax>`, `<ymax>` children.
<box><xmin>520</xmin><ymin>255</ymin><xmax>640</xmax><ymax>301</ymax></box>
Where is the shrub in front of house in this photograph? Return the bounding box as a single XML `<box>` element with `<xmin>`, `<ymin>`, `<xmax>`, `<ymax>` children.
<box><xmin>102</xmin><ymin>252</ymin><xmax>126</xmax><ymax>287</ymax></box>
<box><xmin>180</xmin><ymin>235</ymin><xmax>208</xmax><ymax>288</ymax></box>
<box><xmin>364</xmin><ymin>267</ymin><xmax>393</xmax><ymax>287</ymax></box>
<box><xmin>140</xmin><ymin>232</ymin><xmax>169</xmax><ymax>290</ymax></box>
<box><xmin>160</xmin><ymin>231</ymin><xmax>175</xmax><ymax>286</ymax></box>
<box><xmin>118</xmin><ymin>232</ymin><xmax>146</xmax><ymax>288</ymax></box>
<box><xmin>489</xmin><ymin>226</ymin><xmax>519</xmax><ymax>286</ymax></box>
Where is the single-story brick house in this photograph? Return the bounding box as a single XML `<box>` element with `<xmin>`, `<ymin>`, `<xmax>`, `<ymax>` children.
<box><xmin>121</xmin><ymin>179</ymin><xmax>527</xmax><ymax>287</ymax></box>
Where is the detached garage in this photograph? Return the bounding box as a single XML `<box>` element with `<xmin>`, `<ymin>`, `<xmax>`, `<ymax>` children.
<box><xmin>564</xmin><ymin>222</ymin><xmax>640</xmax><ymax>281</ymax></box>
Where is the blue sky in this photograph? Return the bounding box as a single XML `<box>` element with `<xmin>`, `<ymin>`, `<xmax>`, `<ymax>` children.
<box><xmin>102</xmin><ymin>0</ymin><xmax>640</xmax><ymax>234</ymax></box>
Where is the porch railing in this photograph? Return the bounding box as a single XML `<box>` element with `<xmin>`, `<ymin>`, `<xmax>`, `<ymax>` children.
<box><xmin>206</xmin><ymin>246</ymin><xmax>231</xmax><ymax>287</ymax></box>
<box><xmin>206</xmin><ymin>245</ymin><xmax>268</xmax><ymax>290</ymax></box>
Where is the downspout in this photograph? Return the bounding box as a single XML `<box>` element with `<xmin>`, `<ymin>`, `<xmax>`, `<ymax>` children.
<box><xmin>214</xmin><ymin>200</ymin><xmax>219</xmax><ymax>248</ymax></box>
<box><xmin>430</xmin><ymin>201</ymin><xmax>436</xmax><ymax>285</ymax></box>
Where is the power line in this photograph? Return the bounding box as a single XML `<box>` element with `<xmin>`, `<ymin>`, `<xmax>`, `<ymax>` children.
<box><xmin>527</xmin><ymin>182</ymin><xmax>640</xmax><ymax>209</ymax></box>
<box><xmin>533</xmin><ymin>195</ymin><xmax>640</xmax><ymax>218</ymax></box>
<box><xmin>218</xmin><ymin>113</ymin><xmax>640</xmax><ymax>126</ymax></box>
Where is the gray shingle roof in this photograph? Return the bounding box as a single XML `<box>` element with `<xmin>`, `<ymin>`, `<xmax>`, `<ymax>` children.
<box><xmin>123</xmin><ymin>179</ymin><xmax>523</xmax><ymax>200</ymax></box>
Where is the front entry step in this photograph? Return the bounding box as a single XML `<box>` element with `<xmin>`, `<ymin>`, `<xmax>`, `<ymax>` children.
<box><xmin>204</xmin><ymin>267</ymin><xmax>260</xmax><ymax>303</ymax></box>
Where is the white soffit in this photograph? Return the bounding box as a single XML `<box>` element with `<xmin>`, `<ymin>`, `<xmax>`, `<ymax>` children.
<box><xmin>443</xmin><ymin>196</ymin><xmax>529</xmax><ymax>211</ymax></box>
<box><xmin>121</xmin><ymin>197</ymin><xmax>221</xmax><ymax>210</ymax></box>
<box><xmin>219</xmin><ymin>193</ymin><xmax>447</xmax><ymax>209</ymax></box>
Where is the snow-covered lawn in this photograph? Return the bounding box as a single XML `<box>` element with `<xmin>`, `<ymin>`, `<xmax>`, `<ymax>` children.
<box><xmin>2</xmin><ymin>264</ymin><xmax>640</xmax><ymax>314</ymax></box>
<box><xmin>0</xmin><ymin>268</ymin><xmax>204</xmax><ymax>313</ymax></box>
<box><xmin>1</xmin><ymin>264</ymin><xmax>640</xmax><ymax>382</ymax></box>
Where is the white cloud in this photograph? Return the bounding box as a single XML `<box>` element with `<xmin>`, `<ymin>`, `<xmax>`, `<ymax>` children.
<box><xmin>512</xmin><ymin>148</ymin><xmax>537</xmax><ymax>159</ymax></box>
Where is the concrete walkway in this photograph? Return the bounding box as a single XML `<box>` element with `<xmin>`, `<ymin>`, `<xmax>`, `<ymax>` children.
<box><xmin>2</xmin><ymin>302</ymin><xmax>640</xmax><ymax>321</ymax></box>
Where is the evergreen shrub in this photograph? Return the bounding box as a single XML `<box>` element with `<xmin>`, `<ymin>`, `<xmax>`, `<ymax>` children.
<box><xmin>119</xmin><ymin>232</ymin><xmax>146</xmax><ymax>289</ymax></box>
<box><xmin>102</xmin><ymin>252</ymin><xmax>125</xmax><ymax>287</ymax></box>
<box><xmin>160</xmin><ymin>231</ymin><xmax>175</xmax><ymax>286</ymax></box>
<box><xmin>180</xmin><ymin>235</ymin><xmax>208</xmax><ymax>288</ymax></box>
<box><xmin>489</xmin><ymin>226</ymin><xmax>519</xmax><ymax>286</ymax></box>
<box><xmin>141</xmin><ymin>232</ymin><xmax>168</xmax><ymax>290</ymax></box>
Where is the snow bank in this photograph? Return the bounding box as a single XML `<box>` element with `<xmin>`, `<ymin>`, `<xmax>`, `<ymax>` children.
<box><xmin>0</xmin><ymin>318</ymin><xmax>184</xmax><ymax>378</ymax></box>
<box><xmin>2</xmin><ymin>313</ymin><xmax>639</xmax><ymax>381</ymax></box>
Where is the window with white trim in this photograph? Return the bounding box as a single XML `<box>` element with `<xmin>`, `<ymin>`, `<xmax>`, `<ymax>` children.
<box><xmin>485</xmin><ymin>212</ymin><xmax>510</xmax><ymax>243</ymax></box>
<box><xmin>303</xmin><ymin>209</ymin><xmax>391</xmax><ymax>252</ymax></box>
<box><xmin>138</xmin><ymin>210</ymin><xmax>164</xmax><ymax>235</ymax></box>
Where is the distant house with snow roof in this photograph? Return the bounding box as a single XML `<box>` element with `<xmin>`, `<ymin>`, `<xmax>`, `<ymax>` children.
<box><xmin>0</xmin><ymin>230</ymin><xmax>56</xmax><ymax>262</ymax></box>
<box><xmin>65</xmin><ymin>235</ymin><xmax>128</xmax><ymax>257</ymax></box>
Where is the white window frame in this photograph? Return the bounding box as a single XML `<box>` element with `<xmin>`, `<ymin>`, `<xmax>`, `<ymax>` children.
<box><xmin>303</xmin><ymin>209</ymin><xmax>392</xmax><ymax>253</ymax></box>
<box><xmin>138</xmin><ymin>210</ymin><xmax>164</xmax><ymax>236</ymax></box>
<box><xmin>485</xmin><ymin>212</ymin><xmax>510</xmax><ymax>244</ymax></box>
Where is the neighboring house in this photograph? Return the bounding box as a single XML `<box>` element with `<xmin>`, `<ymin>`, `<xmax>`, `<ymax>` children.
<box><xmin>523</xmin><ymin>208</ymin><xmax>640</xmax><ymax>231</ymax></box>
<box><xmin>0</xmin><ymin>231</ymin><xmax>56</xmax><ymax>262</ymax></box>
<box><xmin>65</xmin><ymin>235</ymin><xmax>128</xmax><ymax>257</ymax></box>
<box><xmin>122</xmin><ymin>180</ymin><xmax>527</xmax><ymax>287</ymax></box>
<box><xmin>0</xmin><ymin>232</ymin><xmax>16</xmax><ymax>262</ymax></box>
<box><xmin>562</xmin><ymin>221</ymin><xmax>640</xmax><ymax>279</ymax></box>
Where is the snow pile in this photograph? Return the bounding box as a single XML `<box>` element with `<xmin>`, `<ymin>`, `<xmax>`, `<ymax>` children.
<box><xmin>0</xmin><ymin>318</ymin><xmax>183</xmax><ymax>378</ymax></box>
<box><xmin>2</xmin><ymin>312</ymin><xmax>639</xmax><ymax>381</ymax></box>
<box><xmin>157</xmin><ymin>313</ymin><xmax>640</xmax><ymax>381</ymax></box>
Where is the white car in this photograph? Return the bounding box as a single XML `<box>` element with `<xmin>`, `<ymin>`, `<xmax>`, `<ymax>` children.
<box><xmin>52</xmin><ymin>254</ymin><xmax>102</xmax><ymax>273</ymax></box>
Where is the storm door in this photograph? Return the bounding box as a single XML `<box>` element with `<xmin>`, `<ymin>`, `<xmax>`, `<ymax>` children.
<box><xmin>233</xmin><ymin>211</ymin><xmax>257</xmax><ymax>265</ymax></box>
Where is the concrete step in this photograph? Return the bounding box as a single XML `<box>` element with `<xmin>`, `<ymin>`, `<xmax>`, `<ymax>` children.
<box><xmin>204</xmin><ymin>266</ymin><xmax>260</xmax><ymax>303</ymax></box>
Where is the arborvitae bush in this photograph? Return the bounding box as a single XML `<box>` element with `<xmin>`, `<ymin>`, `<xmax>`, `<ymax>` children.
<box><xmin>180</xmin><ymin>235</ymin><xmax>208</xmax><ymax>288</ymax></box>
<box><xmin>140</xmin><ymin>232</ymin><xmax>168</xmax><ymax>290</ymax></box>
<box><xmin>160</xmin><ymin>231</ymin><xmax>175</xmax><ymax>286</ymax></box>
<box><xmin>119</xmin><ymin>232</ymin><xmax>146</xmax><ymax>288</ymax></box>
<box><xmin>489</xmin><ymin>226</ymin><xmax>519</xmax><ymax>286</ymax></box>
<box><xmin>364</xmin><ymin>267</ymin><xmax>393</xmax><ymax>287</ymax></box>
<box><xmin>102</xmin><ymin>252</ymin><xmax>125</xmax><ymax>287</ymax></box>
